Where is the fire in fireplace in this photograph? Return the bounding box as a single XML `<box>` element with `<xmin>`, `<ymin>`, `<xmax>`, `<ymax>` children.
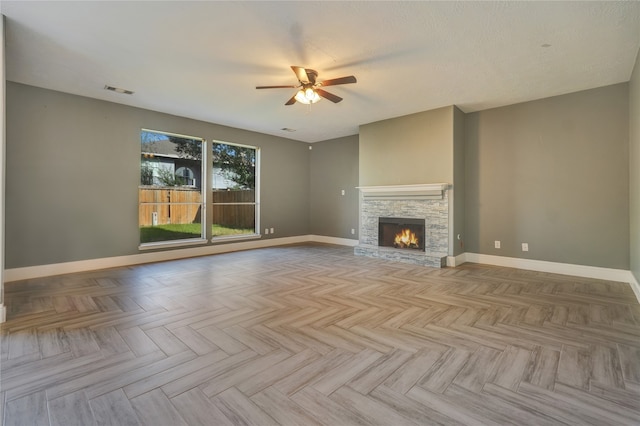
<box><xmin>394</xmin><ymin>228</ymin><xmax>420</xmax><ymax>249</ymax></box>
<box><xmin>378</xmin><ymin>217</ymin><xmax>425</xmax><ymax>251</ymax></box>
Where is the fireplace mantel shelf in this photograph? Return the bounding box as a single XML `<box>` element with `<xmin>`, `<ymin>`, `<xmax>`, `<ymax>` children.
<box><xmin>357</xmin><ymin>183</ymin><xmax>450</xmax><ymax>199</ymax></box>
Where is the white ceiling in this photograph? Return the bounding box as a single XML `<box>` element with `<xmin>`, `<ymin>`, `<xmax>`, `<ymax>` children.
<box><xmin>2</xmin><ymin>1</ymin><xmax>640</xmax><ymax>143</ymax></box>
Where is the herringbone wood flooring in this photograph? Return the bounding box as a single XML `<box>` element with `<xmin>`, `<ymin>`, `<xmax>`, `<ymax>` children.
<box><xmin>1</xmin><ymin>243</ymin><xmax>640</xmax><ymax>425</ymax></box>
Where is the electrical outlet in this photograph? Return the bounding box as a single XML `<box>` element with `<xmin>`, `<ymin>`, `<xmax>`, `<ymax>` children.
<box><xmin>522</xmin><ymin>243</ymin><xmax>529</xmax><ymax>252</ymax></box>
<box><xmin>351</xmin><ymin>228</ymin><xmax>355</xmax><ymax>235</ymax></box>
<box><xmin>494</xmin><ymin>241</ymin><xmax>501</xmax><ymax>249</ymax></box>
<box><xmin>264</xmin><ymin>228</ymin><xmax>269</xmax><ymax>235</ymax></box>
<box><xmin>270</xmin><ymin>228</ymin><xmax>274</xmax><ymax>234</ymax></box>
<box><xmin>341</xmin><ymin>189</ymin><xmax>345</xmax><ymax>196</ymax></box>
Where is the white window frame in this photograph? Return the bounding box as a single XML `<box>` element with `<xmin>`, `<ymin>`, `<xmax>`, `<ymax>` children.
<box><xmin>210</xmin><ymin>139</ymin><xmax>260</xmax><ymax>242</ymax></box>
<box><xmin>139</xmin><ymin>129</ymin><xmax>207</xmax><ymax>250</ymax></box>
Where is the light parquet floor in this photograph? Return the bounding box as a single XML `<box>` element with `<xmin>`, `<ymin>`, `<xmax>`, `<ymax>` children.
<box><xmin>1</xmin><ymin>243</ymin><xmax>640</xmax><ymax>425</ymax></box>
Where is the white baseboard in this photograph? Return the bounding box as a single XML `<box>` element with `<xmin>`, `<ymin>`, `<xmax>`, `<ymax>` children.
<box><xmin>630</xmin><ymin>273</ymin><xmax>640</xmax><ymax>303</ymax></box>
<box><xmin>464</xmin><ymin>252</ymin><xmax>639</xmax><ymax>304</ymax></box>
<box><xmin>5</xmin><ymin>241</ymin><xmax>637</xmax><ymax>306</ymax></box>
<box><xmin>309</xmin><ymin>235</ymin><xmax>359</xmax><ymax>247</ymax></box>
<box><xmin>464</xmin><ymin>252</ymin><xmax>631</xmax><ymax>282</ymax></box>
<box><xmin>4</xmin><ymin>235</ymin><xmax>306</xmax><ymax>282</ymax></box>
<box><xmin>446</xmin><ymin>253</ymin><xmax>467</xmax><ymax>267</ymax></box>
<box><xmin>3</xmin><ymin>235</ymin><xmax>359</xmax><ymax>283</ymax></box>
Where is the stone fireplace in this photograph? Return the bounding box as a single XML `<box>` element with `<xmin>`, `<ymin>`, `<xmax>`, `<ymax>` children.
<box><xmin>354</xmin><ymin>184</ymin><xmax>450</xmax><ymax>268</ymax></box>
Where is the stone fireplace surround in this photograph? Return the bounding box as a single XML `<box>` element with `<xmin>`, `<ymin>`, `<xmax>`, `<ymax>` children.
<box><xmin>354</xmin><ymin>184</ymin><xmax>450</xmax><ymax>268</ymax></box>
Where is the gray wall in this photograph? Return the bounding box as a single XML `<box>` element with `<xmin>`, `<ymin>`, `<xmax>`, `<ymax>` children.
<box><xmin>1</xmin><ymin>16</ymin><xmax>5</xmax><ymax>312</ymax></box>
<box><xmin>5</xmin><ymin>79</ymin><xmax>635</xmax><ymax>273</ymax></box>
<box><xmin>359</xmin><ymin>106</ymin><xmax>454</xmax><ymax>186</ymax></box>
<box><xmin>6</xmin><ymin>82</ymin><xmax>310</xmax><ymax>268</ymax></box>
<box><xmin>630</xmin><ymin>49</ymin><xmax>640</xmax><ymax>282</ymax></box>
<box><xmin>452</xmin><ymin>106</ymin><xmax>466</xmax><ymax>256</ymax></box>
<box><xmin>309</xmin><ymin>135</ymin><xmax>359</xmax><ymax>239</ymax></box>
<box><xmin>465</xmin><ymin>84</ymin><xmax>629</xmax><ymax>269</ymax></box>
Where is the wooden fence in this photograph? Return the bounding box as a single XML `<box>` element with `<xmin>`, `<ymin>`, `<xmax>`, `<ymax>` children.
<box><xmin>139</xmin><ymin>187</ymin><xmax>202</xmax><ymax>227</ymax></box>
<box><xmin>139</xmin><ymin>188</ymin><xmax>255</xmax><ymax>229</ymax></box>
<box><xmin>212</xmin><ymin>190</ymin><xmax>255</xmax><ymax>229</ymax></box>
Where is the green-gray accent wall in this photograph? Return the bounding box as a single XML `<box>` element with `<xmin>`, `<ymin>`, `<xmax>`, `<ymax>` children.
<box><xmin>359</xmin><ymin>106</ymin><xmax>454</xmax><ymax>186</ymax></box>
<box><xmin>359</xmin><ymin>105</ymin><xmax>466</xmax><ymax>256</ymax></box>
<box><xmin>465</xmin><ymin>83</ymin><xmax>630</xmax><ymax>270</ymax></box>
<box><xmin>309</xmin><ymin>135</ymin><xmax>359</xmax><ymax>239</ymax></box>
<box><xmin>630</xmin><ymin>50</ymin><xmax>640</xmax><ymax>283</ymax></box>
<box><xmin>5</xmin><ymin>82</ymin><xmax>311</xmax><ymax>268</ymax></box>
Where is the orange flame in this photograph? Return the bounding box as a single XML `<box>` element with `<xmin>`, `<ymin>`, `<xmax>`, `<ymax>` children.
<box><xmin>394</xmin><ymin>228</ymin><xmax>419</xmax><ymax>248</ymax></box>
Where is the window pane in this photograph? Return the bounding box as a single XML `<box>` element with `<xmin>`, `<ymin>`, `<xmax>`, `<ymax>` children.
<box><xmin>211</xmin><ymin>199</ymin><xmax>255</xmax><ymax>237</ymax></box>
<box><xmin>139</xmin><ymin>203</ymin><xmax>203</xmax><ymax>243</ymax></box>
<box><xmin>212</xmin><ymin>142</ymin><xmax>255</xmax><ymax>191</ymax></box>
<box><xmin>140</xmin><ymin>130</ymin><xmax>204</xmax><ymax>245</ymax></box>
<box><xmin>212</xmin><ymin>141</ymin><xmax>258</xmax><ymax>238</ymax></box>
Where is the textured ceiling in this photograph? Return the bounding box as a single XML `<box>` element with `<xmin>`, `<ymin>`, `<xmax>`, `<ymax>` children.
<box><xmin>2</xmin><ymin>1</ymin><xmax>640</xmax><ymax>142</ymax></box>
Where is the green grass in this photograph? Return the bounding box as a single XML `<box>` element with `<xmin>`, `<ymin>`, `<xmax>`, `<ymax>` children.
<box><xmin>140</xmin><ymin>223</ymin><xmax>254</xmax><ymax>243</ymax></box>
<box><xmin>211</xmin><ymin>224</ymin><xmax>255</xmax><ymax>237</ymax></box>
<box><xmin>140</xmin><ymin>223</ymin><xmax>201</xmax><ymax>243</ymax></box>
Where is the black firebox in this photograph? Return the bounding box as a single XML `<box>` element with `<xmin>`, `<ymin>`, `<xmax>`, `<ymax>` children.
<box><xmin>378</xmin><ymin>217</ymin><xmax>425</xmax><ymax>251</ymax></box>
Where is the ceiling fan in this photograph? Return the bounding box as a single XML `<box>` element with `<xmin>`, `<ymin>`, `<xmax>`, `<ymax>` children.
<box><xmin>256</xmin><ymin>66</ymin><xmax>357</xmax><ymax>105</ymax></box>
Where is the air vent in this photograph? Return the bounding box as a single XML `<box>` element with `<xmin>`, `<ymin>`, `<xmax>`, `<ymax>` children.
<box><xmin>104</xmin><ymin>85</ymin><xmax>134</xmax><ymax>95</ymax></box>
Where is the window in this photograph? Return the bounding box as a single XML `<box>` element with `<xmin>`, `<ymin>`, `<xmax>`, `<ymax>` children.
<box><xmin>139</xmin><ymin>131</ymin><xmax>260</xmax><ymax>247</ymax></box>
<box><xmin>211</xmin><ymin>141</ymin><xmax>259</xmax><ymax>238</ymax></box>
<box><xmin>139</xmin><ymin>130</ymin><xmax>204</xmax><ymax>246</ymax></box>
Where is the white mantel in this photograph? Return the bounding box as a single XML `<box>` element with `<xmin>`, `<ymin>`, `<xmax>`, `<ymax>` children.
<box><xmin>357</xmin><ymin>183</ymin><xmax>450</xmax><ymax>200</ymax></box>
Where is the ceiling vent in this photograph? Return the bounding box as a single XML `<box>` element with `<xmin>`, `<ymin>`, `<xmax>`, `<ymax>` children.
<box><xmin>104</xmin><ymin>85</ymin><xmax>134</xmax><ymax>95</ymax></box>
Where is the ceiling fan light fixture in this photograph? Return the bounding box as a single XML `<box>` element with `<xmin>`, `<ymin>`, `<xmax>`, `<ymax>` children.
<box><xmin>295</xmin><ymin>88</ymin><xmax>320</xmax><ymax>104</ymax></box>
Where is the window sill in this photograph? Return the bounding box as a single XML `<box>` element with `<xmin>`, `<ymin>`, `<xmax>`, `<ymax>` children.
<box><xmin>211</xmin><ymin>233</ymin><xmax>262</xmax><ymax>243</ymax></box>
<box><xmin>139</xmin><ymin>238</ymin><xmax>208</xmax><ymax>251</ymax></box>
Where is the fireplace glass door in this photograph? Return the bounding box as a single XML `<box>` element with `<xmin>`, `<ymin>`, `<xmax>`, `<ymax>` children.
<box><xmin>378</xmin><ymin>217</ymin><xmax>425</xmax><ymax>251</ymax></box>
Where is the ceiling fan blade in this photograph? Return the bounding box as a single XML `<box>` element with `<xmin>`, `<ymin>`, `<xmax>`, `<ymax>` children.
<box><xmin>306</xmin><ymin>69</ymin><xmax>318</xmax><ymax>85</ymax></box>
<box><xmin>319</xmin><ymin>76</ymin><xmax>357</xmax><ymax>87</ymax></box>
<box><xmin>291</xmin><ymin>66</ymin><xmax>309</xmax><ymax>84</ymax></box>
<box><xmin>256</xmin><ymin>85</ymin><xmax>296</xmax><ymax>89</ymax></box>
<box><xmin>285</xmin><ymin>95</ymin><xmax>297</xmax><ymax>105</ymax></box>
<box><xmin>316</xmin><ymin>88</ymin><xmax>343</xmax><ymax>103</ymax></box>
